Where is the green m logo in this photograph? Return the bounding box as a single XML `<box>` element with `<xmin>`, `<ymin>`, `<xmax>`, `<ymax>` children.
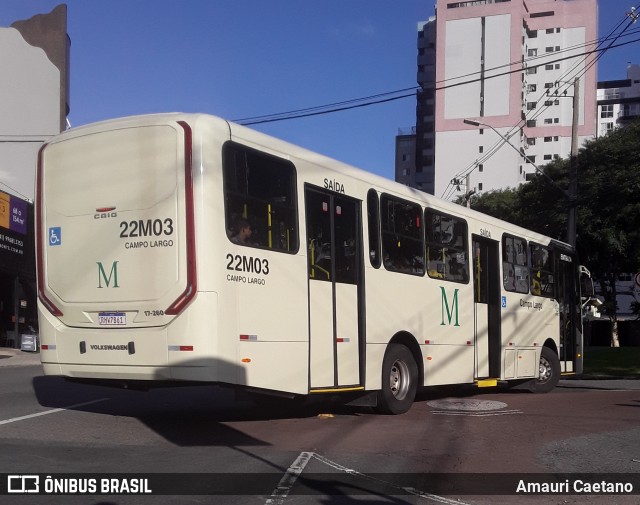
<box><xmin>440</xmin><ymin>286</ymin><xmax>459</xmax><ymax>326</ymax></box>
<box><xmin>97</xmin><ymin>261</ymin><xmax>120</xmax><ymax>288</ymax></box>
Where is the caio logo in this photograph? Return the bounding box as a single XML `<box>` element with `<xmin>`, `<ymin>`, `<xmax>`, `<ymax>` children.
<box><xmin>94</xmin><ymin>206</ymin><xmax>117</xmax><ymax>220</ymax></box>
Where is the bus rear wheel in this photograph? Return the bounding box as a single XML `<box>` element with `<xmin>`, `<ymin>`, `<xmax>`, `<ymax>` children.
<box><xmin>376</xmin><ymin>344</ymin><xmax>418</xmax><ymax>415</ymax></box>
<box><xmin>530</xmin><ymin>346</ymin><xmax>560</xmax><ymax>393</ymax></box>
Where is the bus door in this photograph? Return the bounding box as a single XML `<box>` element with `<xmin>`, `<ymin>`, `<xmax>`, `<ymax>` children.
<box><xmin>556</xmin><ymin>252</ymin><xmax>580</xmax><ymax>374</ymax></box>
<box><xmin>472</xmin><ymin>235</ymin><xmax>501</xmax><ymax>379</ymax></box>
<box><xmin>305</xmin><ymin>186</ymin><xmax>364</xmax><ymax>390</ymax></box>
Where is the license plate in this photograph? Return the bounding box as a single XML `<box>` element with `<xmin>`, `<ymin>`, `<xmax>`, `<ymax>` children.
<box><xmin>98</xmin><ymin>312</ymin><xmax>126</xmax><ymax>326</ymax></box>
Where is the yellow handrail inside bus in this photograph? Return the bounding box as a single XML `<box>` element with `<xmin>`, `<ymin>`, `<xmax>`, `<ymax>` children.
<box><xmin>309</xmin><ymin>239</ymin><xmax>330</xmax><ymax>280</ymax></box>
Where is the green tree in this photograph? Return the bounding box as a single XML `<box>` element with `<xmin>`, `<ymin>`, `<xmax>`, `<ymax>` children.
<box><xmin>575</xmin><ymin>120</ymin><xmax>640</xmax><ymax>346</ymax></box>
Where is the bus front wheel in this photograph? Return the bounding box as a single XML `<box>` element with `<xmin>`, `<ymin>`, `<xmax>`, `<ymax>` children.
<box><xmin>376</xmin><ymin>344</ymin><xmax>418</xmax><ymax>415</ymax></box>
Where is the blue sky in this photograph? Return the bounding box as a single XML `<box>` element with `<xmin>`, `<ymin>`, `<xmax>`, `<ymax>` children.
<box><xmin>1</xmin><ymin>1</ymin><xmax>638</xmax><ymax>181</ymax></box>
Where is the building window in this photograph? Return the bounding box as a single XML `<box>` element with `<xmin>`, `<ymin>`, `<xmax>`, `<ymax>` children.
<box><xmin>544</xmin><ymin>136</ymin><xmax>553</xmax><ymax>142</ymax></box>
<box><xmin>478</xmin><ymin>164</ymin><xmax>484</xmax><ymax>172</ymax></box>
<box><xmin>527</xmin><ymin>137</ymin><xmax>536</xmax><ymax>146</ymax></box>
<box><xmin>479</xmin><ymin>146</ymin><xmax>484</xmax><ymax>153</ymax></box>
<box><xmin>544</xmin><ymin>154</ymin><xmax>552</xmax><ymax>160</ymax></box>
<box><xmin>527</xmin><ymin>102</ymin><xmax>537</xmax><ymax>110</ymax></box>
<box><xmin>531</xmin><ymin>11</ymin><xmax>555</xmax><ymax>18</ymax></box>
<box><xmin>528</xmin><ymin>48</ymin><xmax>538</xmax><ymax>57</ymax></box>
<box><xmin>601</xmin><ymin>104</ymin><xmax>614</xmax><ymax>118</ymax></box>
<box><xmin>545</xmin><ymin>64</ymin><xmax>554</xmax><ymax>70</ymax></box>
<box><xmin>527</xmin><ymin>84</ymin><xmax>537</xmax><ymax>92</ymax></box>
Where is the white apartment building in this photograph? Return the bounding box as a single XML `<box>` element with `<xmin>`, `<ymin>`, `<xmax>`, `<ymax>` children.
<box><xmin>405</xmin><ymin>0</ymin><xmax>598</xmax><ymax>200</ymax></box>
<box><xmin>597</xmin><ymin>63</ymin><xmax>640</xmax><ymax>137</ymax></box>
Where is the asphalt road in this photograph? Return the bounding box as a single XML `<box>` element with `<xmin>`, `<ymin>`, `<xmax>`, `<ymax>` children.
<box><xmin>1</xmin><ymin>349</ymin><xmax>639</xmax><ymax>505</ymax></box>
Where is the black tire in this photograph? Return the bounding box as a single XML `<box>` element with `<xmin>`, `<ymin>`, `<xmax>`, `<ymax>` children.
<box><xmin>376</xmin><ymin>344</ymin><xmax>418</xmax><ymax>415</ymax></box>
<box><xmin>530</xmin><ymin>346</ymin><xmax>560</xmax><ymax>393</ymax></box>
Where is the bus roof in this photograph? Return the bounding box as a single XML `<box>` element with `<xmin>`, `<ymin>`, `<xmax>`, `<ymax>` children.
<box><xmin>57</xmin><ymin>112</ymin><xmax>572</xmax><ymax>251</ymax></box>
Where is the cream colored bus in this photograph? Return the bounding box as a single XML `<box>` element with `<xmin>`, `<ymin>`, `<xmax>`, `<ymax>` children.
<box><xmin>36</xmin><ymin>113</ymin><xmax>588</xmax><ymax>414</ymax></box>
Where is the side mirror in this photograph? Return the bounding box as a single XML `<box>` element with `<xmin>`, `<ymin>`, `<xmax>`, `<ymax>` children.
<box><xmin>579</xmin><ymin>265</ymin><xmax>594</xmax><ymax>297</ymax></box>
<box><xmin>580</xmin><ymin>276</ymin><xmax>594</xmax><ymax>297</ymax></box>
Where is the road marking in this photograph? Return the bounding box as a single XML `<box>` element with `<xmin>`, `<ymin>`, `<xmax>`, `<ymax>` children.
<box><xmin>274</xmin><ymin>452</ymin><xmax>473</xmax><ymax>505</ymax></box>
<box><xmin>266</xmin><ymin>451</ymin><xmax>313</xmax><ymax>505</ymax></box>
<box><xmin>0</xmin><ymin>398</ymin><xmax>109</xmax><ymax>426</ymax></box>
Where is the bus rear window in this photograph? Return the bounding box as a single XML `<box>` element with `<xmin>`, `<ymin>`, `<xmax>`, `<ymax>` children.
<box><xmin>223</xmin><ymin>143</ymin><xmax>298</xmax><ymax>253</ymax></box>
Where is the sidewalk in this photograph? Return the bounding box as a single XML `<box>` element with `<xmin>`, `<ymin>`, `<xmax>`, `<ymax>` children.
<box><xmin>0</xmin><ymin>347</ymin><xmax>42</xmax><ymax>367</ymax></box>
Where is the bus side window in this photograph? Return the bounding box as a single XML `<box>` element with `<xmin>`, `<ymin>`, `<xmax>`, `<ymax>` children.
<box><xmin>425</xmin><ymin>209</ymin><xmax>468</xmax><ymax>283</ymax></box>
<box><xmin>530</xmin><ymin>242</ymin><xmax>555</xmax><ymax>298</ymax></box>
<box><xmin>502</xmin><ymin>234</ymin><xmax>529</xmax><ymax>294</ymax></box>
<box><xmin>222</xmin><ymin>142</ymin><xmax>298</xmax><ymax>253</ymax></box>
<box><xmin>380</xmin><ymin>194</ymin><xmax>424</xmax><ymax>276</ymax></box>
<box><xmin>367</xmin><ymin>189</ymin><xmax>381</xmax><ymax>268</ymax></box>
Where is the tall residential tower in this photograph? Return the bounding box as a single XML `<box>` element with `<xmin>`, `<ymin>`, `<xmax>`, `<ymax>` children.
<box><xmin>403</xmin><ymin>0</ymin><xmax>598</xmax><ymax>200</ymax></box>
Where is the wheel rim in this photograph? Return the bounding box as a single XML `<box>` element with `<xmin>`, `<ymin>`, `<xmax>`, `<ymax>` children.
<box><xmin>538</xmin><ymin>355</ymin><xmax>552</xmax><ymax>383</ymax></box>
<box><xmin>389</xmin><ymin>359</ymin><xmax>411</xmax><ymax>400</ymax></box>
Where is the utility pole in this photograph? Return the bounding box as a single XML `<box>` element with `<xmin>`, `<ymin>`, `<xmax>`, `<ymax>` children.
<box><xmin>465</xmin><ymin>173</ymin><xmax>475</xmax><ymax>208</ymax></box>
<box><xmin>566</xmin><ymin>77</ymin><xmax>579</xmax><ymax>248</ymax></box>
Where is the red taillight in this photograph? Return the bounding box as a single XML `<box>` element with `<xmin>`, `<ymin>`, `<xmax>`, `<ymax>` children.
<box><xmin>165</xmin><ymin>121</ymin><xmax>197</xmax><ymax>316</ymax></box>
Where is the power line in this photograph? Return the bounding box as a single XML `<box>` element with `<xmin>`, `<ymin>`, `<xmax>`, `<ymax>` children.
<box><xmin>235</xmin><ymin>23</ymin><xmax>640</xmax><ymax>127</ymax></box>
<box><xmin>235</xmin><ymin>32</ymin><xmax>640</xmax><ymax>128</ymax></box>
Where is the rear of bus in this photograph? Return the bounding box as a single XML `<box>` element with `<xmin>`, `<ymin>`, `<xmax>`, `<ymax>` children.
<box><xmin>36</xmin><ymin>115</ymin><xmax>212</xmax><ymax>384</ymax></box>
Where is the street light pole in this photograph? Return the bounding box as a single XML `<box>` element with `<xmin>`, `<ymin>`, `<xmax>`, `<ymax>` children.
<box><xmin>462</xmin><ymin>118</ymin><xmax>540</xmax><ymax>171</ymax></box>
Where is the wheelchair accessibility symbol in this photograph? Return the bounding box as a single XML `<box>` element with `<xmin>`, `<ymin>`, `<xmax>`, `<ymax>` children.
<box><xmin>49</xmin><ymin>227</ymin><xmax>61</xmax><ymax>246</ymax></box>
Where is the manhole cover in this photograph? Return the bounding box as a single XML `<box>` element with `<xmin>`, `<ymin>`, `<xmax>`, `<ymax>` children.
<box><xmin>427</xmin><ymin>398</ymin><xmax>508</xmax><ymax>411</ymax></box>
